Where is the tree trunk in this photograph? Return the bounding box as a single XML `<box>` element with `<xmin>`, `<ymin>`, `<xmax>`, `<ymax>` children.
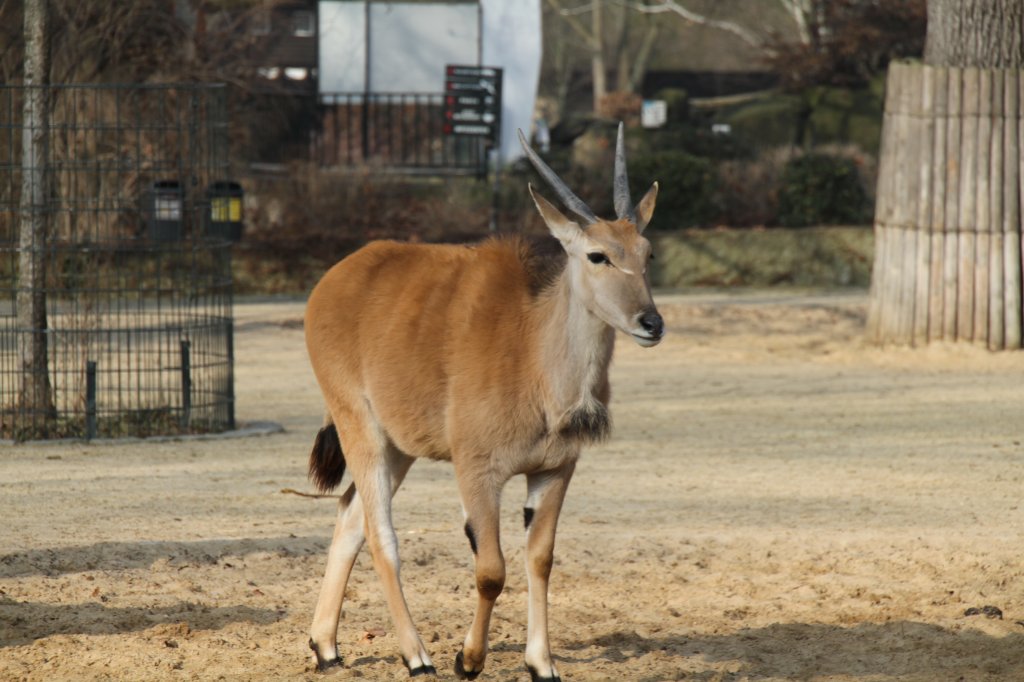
<box><xmin>590</xmin><ymin>0</ymin><xmax>606</xmax><ymax>113</ymax></box>
<box><xmin>868</xmin><ymin>0</ymin><xmax>1024</xmax><ymax>348</ymax></box>
<box><xmin>925</xmin><ymin>0</ymin><xmax>1024</xmax><ymax>68</ymax></box>
<box><xmin>174</xmin><ymin>0</ymin><xmax>197</xmax><ymax>63</ymax></box>
<box><xmin>17</xmin><ymin>0</ymin><xmax>54</xmax><ymax>434</ymax></box>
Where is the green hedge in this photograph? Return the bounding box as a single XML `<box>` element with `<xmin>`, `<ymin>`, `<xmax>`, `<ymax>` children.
<box><xmin>628</xmin><ymin>150</ymin><xmax>719</xmax><ymax>229</ymax></box>
<box><xmin>776</xmin><ymin>153</ymin><xmax>870</xmax><ymax>227</ymax></box>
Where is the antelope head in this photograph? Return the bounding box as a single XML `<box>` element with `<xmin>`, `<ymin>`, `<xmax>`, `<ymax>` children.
<box><xmin>519</xmin><ymin>123</ymin><xmax>664</xmax><ymax>347</ymax></box>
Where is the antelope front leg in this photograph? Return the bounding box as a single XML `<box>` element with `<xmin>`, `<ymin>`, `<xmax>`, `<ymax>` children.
<box><xmin>454</xmin><ymin>478</ymin><xmax>505</xmax><ymax>680</ymax></box>
<box><xmin>523</xmin><ymin>463</ymin><xmax>575</xmax><ymax>682</ymax></box>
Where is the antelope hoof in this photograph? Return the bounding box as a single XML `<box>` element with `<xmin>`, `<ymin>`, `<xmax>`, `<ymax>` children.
<box><xmin>308</xmin><ymin>639</ymin><xmax>343</xmax><ymax>673</ymax></box>
<box><xmin>408</xmin><ymin>664</ymin><xmax>437</xmax><ymax>677</ymax></box>
<box><xmin>454</xmin><ymin>650</ymin><xmax>481</xmax><ymax>680</ymax></box>
<box><xmin>526</xmin><ymin>664</ymin><xmax>562</xmax><ymax>682</ymax></box>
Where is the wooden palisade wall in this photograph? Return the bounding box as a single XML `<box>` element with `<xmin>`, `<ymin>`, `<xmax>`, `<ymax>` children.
<box><xmin>868</xmin><ymin>61</ymin><xmax>1023</xmax><ymax>348</ymax></box>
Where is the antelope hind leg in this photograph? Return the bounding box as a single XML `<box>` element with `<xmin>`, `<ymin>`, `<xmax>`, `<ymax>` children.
<box><xmin>308</xmin><ymin>440</ymin><xmax>421</xmax><ymax>673</ymax></box>
<box><xmin>348</xmin><ymin>447</ymin><xmax>435</xmax><ymax>676</ymax></box>
<box><xmin>309</xmin><ymin>483</ymin><xmax>360</xmax><ymax>670</ymax></box>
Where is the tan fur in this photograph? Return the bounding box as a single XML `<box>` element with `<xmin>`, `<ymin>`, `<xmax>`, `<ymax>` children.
<box><xmin>304</xmin><ymin>195</ymin><xmax>662</xmax><ymax>678</ymax></box>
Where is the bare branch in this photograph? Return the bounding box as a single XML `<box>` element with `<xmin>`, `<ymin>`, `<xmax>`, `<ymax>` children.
<box><xmin>616</xmin><ymin>0</ymin><xmax>774</xmax><ymax>54</ymax></box>
<box><xmin>778</xmin><ymin>0</ymin><xmax>814</xmax><ymax>45</ymax></box>
<box><xmin>627</xmin><ymin>21</ymin><xmax>659</xmax><ymax>91</ymax></box>
<box><xmin>544</xmin><ymin>0</ymin><xmax>598</xmax><ymax>46</ymax></box>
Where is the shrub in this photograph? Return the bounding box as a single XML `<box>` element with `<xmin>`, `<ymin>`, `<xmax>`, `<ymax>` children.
<box><xmin>235</xmin><ymin>165</ymin><xmax>492</xmax><ymax>293</ymax></box>
<box><xmin>776</xmin><ymin>153</ymin><xmax>870</xmax><ymax>227</ymax></box>
<box><xmin>654</xmin><ymin>88</ymin><xmax>690</xmax><ymax>124</ymax></box>
<box><xmin>715</xmin><ymin>147</ymin><xmax>797</xmax><ymax>227</ymax></box>
<box><xmin>628</xmin><ymin>150</ymin><xmax>718</xmax><ymax>229</ymax></box>
<box><xmin>722</xmin><ymin>94</ymin><xmax>803</xmax><ymax>150</ymax></box>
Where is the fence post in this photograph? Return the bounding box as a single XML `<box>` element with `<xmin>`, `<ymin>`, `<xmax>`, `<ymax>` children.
<box><xmin>86</xmin><ymin>360</ymin><xmax>97</xmax><ymax>439</ymax></box>
<box><xmin>180</xmin><ymin>340</ymin><xmax>191</xmax><ymax>429</ymax></box>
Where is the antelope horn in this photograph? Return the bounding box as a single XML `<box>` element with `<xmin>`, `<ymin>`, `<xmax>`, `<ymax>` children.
<box><xmin>517</xmin><ymin>129</ymin><xmax>598</xmax><ymax>225</ymax></box>
<box><xmin>613</xmin><ymin>121</ymin><xmax>636</xmax><ymax>223</ymax></box>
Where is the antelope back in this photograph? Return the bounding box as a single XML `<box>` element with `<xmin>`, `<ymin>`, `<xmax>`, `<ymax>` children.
<box><xmin>304</xmin><ymin>239</ymin><xmax>550</xmax><ymax>462</ymax></box>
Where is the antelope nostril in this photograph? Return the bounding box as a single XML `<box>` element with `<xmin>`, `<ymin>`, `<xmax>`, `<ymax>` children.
<box><xmin>639</xmin><ymin>311</ymin><xmax>664</xmax><ymax>337</ymax></box>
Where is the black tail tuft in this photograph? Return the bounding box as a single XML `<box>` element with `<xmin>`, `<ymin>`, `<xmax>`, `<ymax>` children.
<box><xmin>309</xmin><ymin>423</ymin><xmax>345</xmax><ymax>493</ymax></box>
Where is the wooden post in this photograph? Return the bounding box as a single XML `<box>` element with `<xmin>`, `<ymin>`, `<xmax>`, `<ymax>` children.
<box><xmin>867</xmin><ymin>65</ymin><xmax>901</xmax><ymax>343</ymax></box>
<box><xmin>973</xmin><ymin>69</ymin><xmax>992</xmax><ymax>346</ymax></box>
<box><xmin>942</xmin><ymin>67</ymin><xmax>962</xmax><ymax>341</ymax></box>
<box><xmin>870</xmin><ymin>60</ymin><xmax>1024</xmax><ymax>349</ymax></box>
<box><xmin>913</xmin><ymin>64</ymin><xmax>935</xmax><ymax>345</ymax></box>
<box><xmin>929</xmin><ymin>66</ymin><xmax>950</xmax><ymax>339</ymax></box>
<box><xmin>989</xmin><ymin>69</ymin><xmax>1005</xmax><ymax>349</ymax></box>
<box><xmin>897</xmin><ymin>63</ymin><xmax>920</xmax><ymax>345</ymax></box>
<box><xmin>928</xmin><ymin>65</ymin><xmax>949</xmax><ymax>342</ymax></box>
<box><xmin>1011</xmin><ymin>71</ymin><xmax>1024</xmax><ymax>348</ymax></box>
<box><xmin>957</xmin><ymin>67</ymin><xmax>979</xmax><ymax>341</ymax></box>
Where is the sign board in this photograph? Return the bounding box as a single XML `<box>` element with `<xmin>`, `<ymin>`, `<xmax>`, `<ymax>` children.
<box><xmin>641</xmin><ymin>100</ymin><xmax>668</xmax><ymax>129</ymax></box>
<box><xmin>444</xmin><ymin>65</ymin><xmax>503</xmax><ymax>142</ymax></box>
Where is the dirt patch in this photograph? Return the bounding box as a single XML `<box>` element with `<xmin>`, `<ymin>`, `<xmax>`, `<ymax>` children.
<box><xmin>3</xmin><ymin>290</ymin><xmax>1024</xmax><ymax>681</ymax></box>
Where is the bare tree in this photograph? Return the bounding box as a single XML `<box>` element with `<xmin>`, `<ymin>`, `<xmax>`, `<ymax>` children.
<box><xmin>542</xmin><ymin>0</ymin><xmax>811</xmax><ymax>116</ymax></box>
<box><xmin>18</xmin><ymin>0</ymin><xmax>55</xmax><ymax>434</ymax></box>
<box><xmin>622</xmin><ymin>0</ymin><xmax>773</xmax><ymax>53</ymax></box>
<box><xmin>544</xmin><ymin>0</ymin><xmax>608</xmax><ymax>113</ymax></box>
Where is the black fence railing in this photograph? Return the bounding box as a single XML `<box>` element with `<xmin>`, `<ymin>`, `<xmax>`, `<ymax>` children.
<box><xmin>0</xmin><ymin>84</ymin><xmax>234</xmax><ymax>442</ymax></box>
<box><xmin>317</xmin><ymin>92</ymin><xmax>488</xmax><ymax>174</ymax></box>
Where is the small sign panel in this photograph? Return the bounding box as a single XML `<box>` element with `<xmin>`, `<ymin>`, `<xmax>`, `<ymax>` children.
<box><xmin>444</xmin><ymin>65</ymin><xmax>503</xmax><ymax>142</ymax></box>
<box><xmin>641</xmin><ymin>100</ymin><xmax>667</xmax><ymax>129</ymax></box>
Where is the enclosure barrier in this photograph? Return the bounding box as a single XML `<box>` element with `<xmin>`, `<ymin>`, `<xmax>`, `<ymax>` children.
<box><xmin>868</xmin><ymin>61</ymin><xmax>1024</xmax><ymax>348</ymax></box>
<box><xmin>318</xmin><ymin>92</ymin><xmax>487</xmax><ymax>174</ymax></box>
<box><xmin>0</xmin><ymin>84</ymin><xmax>235</xmax><ymax>441</ymax></box>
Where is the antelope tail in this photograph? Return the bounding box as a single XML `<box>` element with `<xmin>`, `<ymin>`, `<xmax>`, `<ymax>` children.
<box><xmin>308</xmin><ymin>423</ymin><xmax>346</xmax><ymax>493</ymax></box>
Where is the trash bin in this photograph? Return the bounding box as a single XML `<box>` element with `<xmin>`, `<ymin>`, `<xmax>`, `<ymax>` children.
<box><xmin>205</xmin><ymin>180</ymin><xmax>243</xmax><ymax>242</ymax></box>
<box><xmin>146</xmin><ymin>180</ymin><xmax>184</xmax><ymax>242</ymax></box>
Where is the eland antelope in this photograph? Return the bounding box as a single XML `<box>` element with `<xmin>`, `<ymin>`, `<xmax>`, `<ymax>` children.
<box><xmin>303</xmin><ymin>123</ymin><xmax>663</xmax><ymax>680</ymax></box>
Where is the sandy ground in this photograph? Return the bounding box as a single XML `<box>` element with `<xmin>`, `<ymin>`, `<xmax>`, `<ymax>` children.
<box><xmin>3</xmin><ymin>289</ymin><xmax>1024</xmax><ymax>681</ymax></box>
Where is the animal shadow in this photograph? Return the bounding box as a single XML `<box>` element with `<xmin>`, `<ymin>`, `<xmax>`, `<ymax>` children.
<box><xmin>563</xmin><ymin>621</ymin><xmax>1024</xmax><ymax>679</ymax></box>
<box><xmin>0</xmin><ymin>597</ymin><xmax>280</xmax><ymax>648</ymax></box>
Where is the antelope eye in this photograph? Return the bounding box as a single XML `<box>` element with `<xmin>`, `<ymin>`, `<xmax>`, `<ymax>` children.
<box><xmin>649</xmin><ymin>253</ymin><xmax>656</xmax><ymax>261</ymax></box>
<box><xmin>587</xmin><ymin>252</ymin><xmax>610</xmax><ymax>265</ymax></box>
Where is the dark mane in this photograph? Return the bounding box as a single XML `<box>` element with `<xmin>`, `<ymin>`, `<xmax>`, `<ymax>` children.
<box><xmin>518</xmin><ymin>234</ymin><xmax>567</xmax><ymax>297</ymax></box>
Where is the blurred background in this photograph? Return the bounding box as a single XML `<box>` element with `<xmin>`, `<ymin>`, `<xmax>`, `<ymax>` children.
<box><xmin>0</xmin><ymin>0</ymin><xmax>926</xmax><ymax>295</ymax></box>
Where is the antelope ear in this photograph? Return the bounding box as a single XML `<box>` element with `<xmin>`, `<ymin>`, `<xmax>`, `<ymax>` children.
<box><xmin>529</xmin><ymin>184</ymin><xmax>586</xmax><ymax>248</ymax></box>
<box><xmin>634</xmin><ymin>181</ymin><xmax>658</xmax><ymax>233</ymax></box>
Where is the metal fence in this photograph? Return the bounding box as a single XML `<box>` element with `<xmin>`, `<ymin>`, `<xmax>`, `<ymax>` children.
<box><xmin>317</xmin><ymin>92</ymin><xmax>488</xmax><ymax>174</ymax></box>
<box><xmin>0</xmin><ymin>84</ymin><xmax>234</xmax><ymax>441</ymax></box>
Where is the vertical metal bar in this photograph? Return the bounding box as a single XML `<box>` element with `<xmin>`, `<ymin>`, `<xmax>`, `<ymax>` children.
<box><xmin>398</xmin><ymin>94</ymin><xmax>404</xmax><ymax>163</ymax></box>
<box><xmin>180</xmin><ymin>338</ymin><xmax>191</xmax><ymax>429</ymax></box>
<box><xmin>226</xmin><ymin>321</ymin><xmax>235</xmax><ymax>430</ymax></box>
<box><xmin>341</xmin><ymin>95</ymin><xmax>348</xmax><ymax>165</ymax></box>
<box><xmin>341</xmin><ymin>95</ymin><xmax>347</xmax><ymax>165</ymax></box>
<box><xmin>86</xmin><ymin>359</ymin><xmax>96</xmax><ymax>439</ymax></box>
<box><xmin>362</xmin><ymin>1</ymin><xmax>371</xmax><ymax>162</ymax></box>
